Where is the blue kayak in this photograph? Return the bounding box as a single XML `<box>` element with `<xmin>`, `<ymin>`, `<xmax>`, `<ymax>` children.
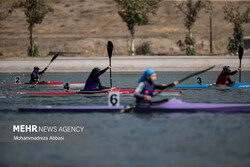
<box><xmin>228</xmin><ymin>83</ymin><xmax>250</xmax><ymax>88</ymax></box>
<box><xmin>173</xmin><ymin>83</ymin><xmax>250</xmax><ymax>88</ymax></box>
<box><xmin>174</xmin><ymin>84</ymin><xmax>211</xmax><ymax>88</ymax></box>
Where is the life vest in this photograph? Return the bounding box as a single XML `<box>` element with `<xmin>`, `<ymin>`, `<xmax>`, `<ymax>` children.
<box><xmin>136</xmin><ymin>81</ymin><xmax>155</xmax><ymax>103</ymax></box>
<box><xmin>216</xmin><ymin>71</ymin><xmax>227</xmax><ymax>85</ymax></box>
<box><xmin>32</xmin><ymin>72</ymin><xmax>39</xmax><ymax>79</ymax></box>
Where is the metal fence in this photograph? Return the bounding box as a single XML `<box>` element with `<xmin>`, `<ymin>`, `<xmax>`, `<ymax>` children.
<box><xmin>0</xmin><ymin>34</ymin><xmax>231</xmax><ymax>57</ymax></box>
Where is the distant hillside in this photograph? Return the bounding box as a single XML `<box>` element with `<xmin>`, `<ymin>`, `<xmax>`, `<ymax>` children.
<box><xmin>0</xmin><ymin>0</ymin><xmax>250</xmax><ymax>57</ymax></box>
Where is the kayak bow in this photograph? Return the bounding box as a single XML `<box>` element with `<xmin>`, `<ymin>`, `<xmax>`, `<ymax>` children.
<box><xmin>228</xmin><ymin>83</ymin><xmax>250</xmax><ymax>88</ymax></box>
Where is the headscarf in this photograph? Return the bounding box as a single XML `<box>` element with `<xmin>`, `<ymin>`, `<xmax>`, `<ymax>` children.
<box><xmin>34</xmin><ymin>66</ymin><xmax>40</xmax><ymax>70</ymax></box>
<box><xmin>89</xmin><ymin>68</ymin><xmax>100</xmax><ymax>78</ymax></box>
<box><xmin>223</xmin><ymin>65</ymin><xmax>230</xmax><ymax>71</ymax></box>
<box><xmin>138</xmin><ymin>69</ymin><xmax>155</xmax><ymax>83</ymax></box>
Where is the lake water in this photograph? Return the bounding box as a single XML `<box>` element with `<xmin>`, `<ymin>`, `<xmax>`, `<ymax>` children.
<box><xmin>0</xmin><ymin>72</ymin><xmax>250</xmax><ymax>167</ymax></box>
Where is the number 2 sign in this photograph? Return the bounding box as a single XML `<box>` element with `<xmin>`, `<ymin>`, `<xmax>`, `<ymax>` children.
<box><xmin>15</xmin><ymin>76</ymin><xmax>21</xmax><ymax>84</ymax></box>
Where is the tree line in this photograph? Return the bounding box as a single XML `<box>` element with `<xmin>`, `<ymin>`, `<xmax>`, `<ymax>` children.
<box><xmin>0</xmin><ymin>0</ymin><xmax>250</xmax><ymax>56</ymax></box>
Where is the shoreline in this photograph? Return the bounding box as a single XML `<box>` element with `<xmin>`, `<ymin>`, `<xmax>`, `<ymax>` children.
<box><xmin>0</xmin><ymin>56</ymin><xmax>249</xmax><ymax>73</ymax></box>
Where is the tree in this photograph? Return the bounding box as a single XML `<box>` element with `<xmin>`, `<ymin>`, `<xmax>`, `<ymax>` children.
<box><xmin>32</xmin><ymin>42</ymin><xmax>41</xmax><ymax>57</ymax></box>
<box><xmin>223</xmin><ymin>3</ymin><xmax>250</xmax><ymax>55</ymax></box>
<box><xmin>13</xmin><ymin>0</ymin><xmax>53</xmax><ymax>56</ymax></box>
<box><xmin>114</xmin><ymin>0</ymin><xmax>161</xmax><ymax>55</ymax></box>
<box><xmin>175</xmin><ymin>0</ymin><xmax>210</xmax><ymax>55</ymax></box>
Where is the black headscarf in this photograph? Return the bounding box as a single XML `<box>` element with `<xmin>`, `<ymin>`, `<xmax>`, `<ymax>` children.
<box><xmin>89</xmin><ymin>68</ymin><xmax>100</xmax><ymax>78</ymax></box>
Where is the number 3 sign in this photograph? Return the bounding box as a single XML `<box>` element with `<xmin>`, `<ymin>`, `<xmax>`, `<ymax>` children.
<box><xmin>108</xmin><ymin>92</ymin><xmax>120</xmax><ymax>106</ymax></box>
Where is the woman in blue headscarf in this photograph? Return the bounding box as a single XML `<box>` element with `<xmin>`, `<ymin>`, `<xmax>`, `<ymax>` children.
<box><xmin>134</xmin><ymin>69</ymin><xmax>178</xmax><ymax>104</ymax></box>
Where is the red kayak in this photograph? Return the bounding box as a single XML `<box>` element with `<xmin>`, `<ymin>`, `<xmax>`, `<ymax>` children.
<box><xmin>0</xmin><ymin>81</ymin><xmax>85</xmax><ymax>89</ymax></box>
<box><xmin>9</xmin><ymin>88</ymin><xmax>182</xmax><ymax>96</ymax></box>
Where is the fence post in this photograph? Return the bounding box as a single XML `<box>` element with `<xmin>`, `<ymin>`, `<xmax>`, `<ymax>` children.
<box><xmin>170</xmin><ymin>33</ymin><xmax>173</xmax><ymax>55</ymax></box>
<box><xmin>62</xmin><ymin>39</ymin><xmax>64</xmax><ymax>52</ymax></box>
<box><xmin>17</xmin><ymin>41</ymin><xmax>20</xmax><ymax>56</ymax></box>
<box><xmin>127</xmin><ymin>36</ymin><xmax>129</xmax><ymax>56</ymax></box>
<box><xmin>76</xmin><ymin>41</ymin><xmax>79</xmax><ymax>52</ymax></box>
<box><xmin>47</xmin><ymin>40</ymin><xmax>50</xmax><ymax>53</ymax></box>
<box><xmin>93</xmin><ymin>38</ymin><xmax>96</xmax><ymax>54</ymax></box>
<box><xmin>2</xmin><ymin>40</ymin><xmax>5</xmax><ymax>55</ymax></box>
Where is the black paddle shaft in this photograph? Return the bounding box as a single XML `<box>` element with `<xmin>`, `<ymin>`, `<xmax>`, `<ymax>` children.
<box><xmin>33</xmin><ymin>52</ymin><xmax>59</xmax><ymax>87</ymax></box>
<box><xmin>238</xmin><ymin>46</ymin><xmax>244</xmax><ymax>83</ymax></box>
<box><xmin>109</xmin><ymin>58</ymin><xmax>112</xmax><ymax>87</ymax></box>
<box><xmin>178</xmin><ymin>65</ymin><xmax>215</xmax><ymax>83</ymax></box>
<box><xmin>107</xmin><ymin>41</ymin><xmax>113</xmax><ymax>87</ymax></box>
<box><xmin>153</xmin><ymin>65</ymin><xmax>215</xmax><ymax>97</ymax></box>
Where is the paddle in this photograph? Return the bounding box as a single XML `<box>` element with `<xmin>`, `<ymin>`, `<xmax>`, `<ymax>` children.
<box><xmin>153</xmin><ymin>65</ymin><xmax>215</xmax><ymax>97</ymax></box>
<box><xmin>33</xmin><ymin>52</ymin><xmax>59</xmax><ymax>87</ymax></box>
<box><xmin>107</xmin><ymin>41</ymin><xmax>113</xmax><ymax>87</ymax></box>
<box><xmin>238</xmin><ymin>46</ymin><xmax>244</xmax><ymax>83</ymax></box>
<box><xmin>120</xmin><ymin>65</ymin><xmax>215</xmax><ymax>113</ymax></box>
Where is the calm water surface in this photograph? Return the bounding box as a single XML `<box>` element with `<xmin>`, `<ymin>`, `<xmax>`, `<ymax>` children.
<box><xmin>0</xmin><ymin>72</ymin><xmax>250</xmax><ymax>167</ymax></box>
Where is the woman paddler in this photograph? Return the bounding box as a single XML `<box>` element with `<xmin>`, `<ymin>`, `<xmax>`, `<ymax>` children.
<box><xmin>29</xmin><ymin>66</ymin><xmax>48</xmax><ymax>83</ymax></box>
<box><xmin>216</xmin><ymin>65</ymin><xmax>240</xmax><ymax>85</ymax></box>
<box><xmin>134</xmin><ymin>69</ymin><xmax>178</xmax><ymax>104</ymax></box>
<box><xmin>82</xmin><ymin>66</ymin><xmax>112</xmax><ymax>91</ymax></box>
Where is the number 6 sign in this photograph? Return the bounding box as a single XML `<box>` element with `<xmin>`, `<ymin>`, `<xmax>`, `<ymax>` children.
<box><xmin>108</xmin><ymin>92</ymin><xmax>120</xmax><ymax>106</ymax></box>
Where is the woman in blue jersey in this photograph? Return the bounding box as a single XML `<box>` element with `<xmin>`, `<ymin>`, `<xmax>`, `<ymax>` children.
<box><xmin>134</xmin><ymin>69</ymin><xmax>178</xmax><ymax>104</ymax></box>
<box><xmin>83</xmin><ymin>66</ymin><xmax>112</xmax><ymax>91</ymax></box>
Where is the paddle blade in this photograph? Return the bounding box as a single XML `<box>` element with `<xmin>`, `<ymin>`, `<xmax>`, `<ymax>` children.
<box><xmin>107</xmin><ymin>41</ymin><xmax>113</xmax><ymax>58</ymax></box>
<box><xmin>51</xmin><ymin>52</ymin><xmax>59</xmax><ymax>62</ymax></box>
<box><xmin>239</xmin><ymin>46</ymin><xmax>244</xmax><ymax>60</ymax></box>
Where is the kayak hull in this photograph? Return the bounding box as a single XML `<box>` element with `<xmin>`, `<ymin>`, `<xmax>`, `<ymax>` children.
<box><xmin>19</xmin><ymin>106</ymin><xmax>124</xmax><ymax>113</ymax></box>
<box><xmin>213</xmin><ymin>83</ymin><xmax>250</xmax><ymax>89</ymax></box>
<box><xmin>174</xmin><ymin>84</ymin><xmax>211</xmax><ymax>88</ymax></box>
<box><xmin>0</xmin><ymin>81</ymin><xmax>85</xmax><ymax>89</ymax></box>
<box><xmin>76</xmin><ymin>88</ymin><xmax>181</xmax><ymax>95</ymax></box>
<box><xmin>9</xmin><ymin>88</ymin><xmax>182</xmax><ymax>96</ymax></box>
<box><xmin>134</xmin><ymin>99</ymin><xmax>250</xmax><ymax>113</ymax></box>
<box><xmin>228</xmin><ymin>83</ymin><xmax>250</xmax><ymax>88</ymax></box>
<box><xmin>19</xmin><ymin>99</ymin><xmax>250</xmax><ymax>113</ymax></box>
<box><xmin>173</xmin><ymin>83</ymin><xmax>250</xmax><ymax>88</ymax></box>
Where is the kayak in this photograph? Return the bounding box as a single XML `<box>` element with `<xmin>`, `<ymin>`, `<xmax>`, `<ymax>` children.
<box><xmin>9</xmin><ymin>88</ymin><xmax>182</xmax><ymax>96</ymax></box>
<box><xmin>213</xmin><ymin>83</ymin><xmax>250</xmax><ymax>89</ymax></box>
<box><xmin>0</xmin><ymin>81</ymin><xmax>85</xmax><ymax>89</ymax></box>
<box><xmin>228</xmin><ymin>83</ymin><xmax>250</xmax><ymax>88</ymax></box>
<box><xmin>18</xmin><ymin>98</ymin><xmax>250</xmax><ymax>113</ymax></box>
<box><xmin>174</xmin><ymin>84</ymin><xmax>211</xmax><ymax>88</ymax></box>
<box><xmin>173</xmin><ymin>83</ymin><xmax>250</xmax><ymax>89</ymax></box>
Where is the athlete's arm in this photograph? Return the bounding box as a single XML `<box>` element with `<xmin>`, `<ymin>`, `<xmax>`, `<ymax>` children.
<box><xmin>134</xmin><ymin>82</ymin><xmax>145</xmax><ymax>98</ymax></box>
<box><xmin>92</xmin><ymin>67</ymin><xmax>110</xmax><ymax>78</ymax></box>
<box><xmin>39</xmin><ymin>66</ymin><xmax>48</xmax><ymax>75</ymax></box>
<box><xmin>227</xmin><ymin>76</ymin><xmax>235</xmax><ymax>85</ymax></box>
<box><xmin>222</xmin><ymin>70</ymin><xmax>238</xmax><ymax>76</ymax></box>
<box><xmin>155</xmin><ymin>81</ymin><xmax>179</xmax><ymax>90</ymax></box>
